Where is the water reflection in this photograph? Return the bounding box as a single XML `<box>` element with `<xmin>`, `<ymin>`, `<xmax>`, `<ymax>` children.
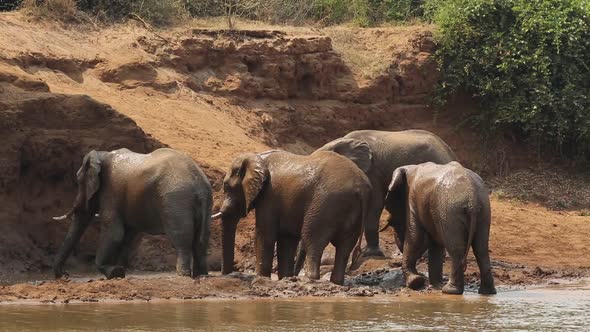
<box><xmin>1</xmin><ymin>287</ymin><xmax>589</xmax><ymax>331</ymax></box>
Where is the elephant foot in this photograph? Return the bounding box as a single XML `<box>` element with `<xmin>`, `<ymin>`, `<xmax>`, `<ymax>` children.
<box><xmin>406</xmin><ymin>274</ymin><xmax>426</xmax><ymax>290</ymax></box>
<box><xmin>53</xmin><ymin>267</ymin><xmax>70</xmax><ymax>279</ymax></box>
<box><xmin>362</xmin><ymin>246</ymin><xmax>385</xmax><ymax>257</ymax></box>
<box><xmin>105</xmin><ymin>265</ymin><xmax>126</xmax><ymax>279</ymax></box>
<box><xmin>176</xmin><ymin>270</ymin><xmax>192</xmax><ymax>278</ymax></box>
<box><xmin>479</xmin><ymin>273</ymin><xmax>496</xmax><ymax>295</ymax></box>
<box><xmin>297</xmin><ymin>276</ymin><xmax>317</xmax><ymax>284</ymax></box>
<box><xmin>478</xmin><ymin>285</ymin><xmax>497</xmax><ymax>295</ymax></box>
<box><xmin>442</xmin><ymin>282</ymin><xmax>464</xmax><ymax>295</ymax></box>
<box><xmin>429</xmin><ymin>281</ymin><xmax>444</xmax><ymax>290</ymax></box>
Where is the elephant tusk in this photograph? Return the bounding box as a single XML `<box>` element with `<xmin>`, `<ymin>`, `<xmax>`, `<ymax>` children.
<box><xmin>52</xmin><ymin>209</ymin><xmax>73</xmax><ymax>221</ymax></box>
<box><xmin>52</xmin><ymin>214</ymin><xmax>69</xmax><ymax>221</ymax></box>
<box><xmin>211</xmin><ymin>212</ymin><xmax>223</xmax><ymax>220</ymax></box>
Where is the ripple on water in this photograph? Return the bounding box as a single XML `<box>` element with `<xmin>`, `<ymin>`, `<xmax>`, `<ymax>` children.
<box><xmin>0</xmin><ymin>287</ymin><xmax>589</xmax><ymax>331</ymax></box>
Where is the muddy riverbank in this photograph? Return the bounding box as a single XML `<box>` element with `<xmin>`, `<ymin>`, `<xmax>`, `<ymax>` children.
<box><xmin>2</xmin><ymin>256</ymin><xmax>588</xmax><ymax>305</ymax></box>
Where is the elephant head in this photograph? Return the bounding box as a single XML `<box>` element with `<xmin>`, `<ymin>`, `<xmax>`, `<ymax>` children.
<box><xmin>214</xmin><ymin>153</ymin><xmax>268</xmax><ymax>274</ymax></box>
<box><xmin>52</xmin><ymin>150</ymin><xmax>104</xmax><ymax>278</ymax></box>
<box><xmin>383</xmin><ymin>166</ymin><xmax>414</xmax><ymax>252</ymax></box>
<box><xmin>314</xmin><ymin>138</ymin><xmax>372</xmax><ymax>174</ymax></box>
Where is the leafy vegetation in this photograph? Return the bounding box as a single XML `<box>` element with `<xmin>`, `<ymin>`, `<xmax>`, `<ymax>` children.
<box><xmin>0</xmin><ymin>0</ymin><xmax>22</xmax><ymax>11</ymax></box>
<box><xmin>431</xmin><ymin>0</ymin><xmax>590</xmax><ymax>160</ymax></box>
<box><xmin>12</xmin><ymin>0</ymin><xmax>428</xmax><ymax>26</ymax></box>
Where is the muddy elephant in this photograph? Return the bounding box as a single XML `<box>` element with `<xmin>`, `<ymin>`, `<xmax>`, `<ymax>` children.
<box><xmin>384</xmin><ymin>161</ymin><xmax>496</xmax><ymax>295</ymax></box>
<box><xmin>52</xmin><ymin>148</ymin><xmax>212</xmax><ymax>279</ymax></box>
<box><xmin>316</xmin><ymin>130</ymin><xmax>457</xmax><ymax>256</ymax></box>
<box><xmin>212</xmin><ymin>148</ymin><xmax>372</xmax><ymax>285</ymax></box>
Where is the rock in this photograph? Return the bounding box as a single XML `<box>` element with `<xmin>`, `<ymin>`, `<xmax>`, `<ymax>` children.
<box><xmin>380</xmin><ymin>270</ymin><xmax>405</xmax><ymax>290</ymax></box>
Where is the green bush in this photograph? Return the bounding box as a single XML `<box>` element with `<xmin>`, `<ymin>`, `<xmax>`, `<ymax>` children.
<box><xmin>432</xmin><ymin>0</ymin><xmax>590</xmax><ymax>159</ymax></box>
<box><xmin>0</xmin><ymin>0</ymin><xmax>22</xmax><ymax>11</ymax></box>
<box><xmin>312</xmin><ymin>0</ymin><xmax>425</xmax><ymax>26</ymax></box>
<box><xmin>181</xmin><ymin>0</ymin><xmax>223</xmax><ymax>17</ymax></box>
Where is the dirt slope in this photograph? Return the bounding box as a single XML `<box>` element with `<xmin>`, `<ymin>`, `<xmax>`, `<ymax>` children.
<box><xmin>0</xmin><ymin>12</ymin><xmax>588</xmax><ymax>294</ymax></box>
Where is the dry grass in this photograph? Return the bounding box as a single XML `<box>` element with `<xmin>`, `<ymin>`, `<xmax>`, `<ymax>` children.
<box><xmin>323</xmin><ymin>24</ymin><xmax>434</xmax><ymax>80</ymax></box>
<box><xmin>20</xmin><ymin>0</ymin><xmax>83</xmax><ymax>22</ymax></box>
<box><xmin>186</xmin><ymin>17</ymin><xmax>321</xmax><ymax>35</ymax></box>
<box><xmin>324</xmin><ymin>27</ymin><xmax>392</xmax><ymax>80</ymax></box>
<box><xmin>489</xmin><ymin>166</ymin><xmax>590</xmax><ymax>211</ymax></box>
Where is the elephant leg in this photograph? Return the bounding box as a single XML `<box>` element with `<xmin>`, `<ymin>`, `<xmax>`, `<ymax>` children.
<box><xmin>276</xmin><ymin>236</ymin><xmax>298</xmax><ymax>279</ymax></box>
<box><xmin>165</xmin><ymin>215</ymin><xmax>194</xmax><ymax>277</ymax></box>
<box><xmin>441</xmin><ymin>214</ymin><xmax>469</xmax><ymax>295</ymax></box>
<box><xmin>362</xmin><ymin>191</ymin><xmax>385</xmax><ymax>257</ymax></box>
<box><xmin>293</xmin><ymin>243</ymin><xmax>306</xmax><ymax>276</ymax></box>
<box><xmin>303</xmin><ymin>238</ymin><xmax>329</xmax><ymax>281</ymax></box>
<box><xmin>442</xmin><ymin>254</ymin><xmax>465</xmax><ymax>295</ymax></box>
<box><xmin>402</xmin><ymin>213</ymin><xmax>427</xmax><ymax>290</ymax></box>
<box><xmin>192</xmin><ymin>241</ymin><xmax>209</xmax><ymax>277</ymax></box>
<box><xmin>472</xmin><ymin>224</ymin><xmax>496</xmax><ymax>295</ymax></box>
<box><xmin>255</xmin><ymin>228</ymin><xmax>277</xmax><ymax>278</ymax></box>
<box><xmin>330</xmin><ymin>233</ymin><xmax>357</xmax><ymax>285</ymax></box>
<box><xmin>193</xmin><ymin>209</ymin><xmax>210</xmax><ymax>277</ymax></box>
<box><xmin>95</xmin><ymin>220</ymin><xmax>126</xmax><ymax>279</ymax></box>
<box><xmin>116</xmin><ymin>231</ymin><xmax>139</xmax><ymax>268</ymax></box>
<box><xmin>427</xmin><ymin>243</ymin><xmax>445</xmax><ymax>289</ymax></box>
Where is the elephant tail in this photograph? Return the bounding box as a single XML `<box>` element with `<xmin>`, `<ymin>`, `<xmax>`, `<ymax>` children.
<box><xmin>350</xmin><ymin>192</ymin><xmax>368</xmax><ymax>270</ymax></box>
<box><xmin>195</xmin><ymin>194</ymin><xmax>212</xmax><ymax>258</ymax></box>
<box><xmin>463</xmin><ymin>201</ymin><xmax>477</xmax><ymax>272</ymax></box>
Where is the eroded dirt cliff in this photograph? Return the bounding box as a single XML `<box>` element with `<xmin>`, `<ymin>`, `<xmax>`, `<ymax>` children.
<box><xmin>0</xmin><ymin>66</ymin><xmax>164</xmax><ymax>273</ymax></box>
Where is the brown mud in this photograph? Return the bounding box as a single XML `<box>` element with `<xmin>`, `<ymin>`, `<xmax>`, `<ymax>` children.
<box><xmin>0</xmin><ymin>13</ymin><xmax>589</xmax><ymax>303</ymax></box>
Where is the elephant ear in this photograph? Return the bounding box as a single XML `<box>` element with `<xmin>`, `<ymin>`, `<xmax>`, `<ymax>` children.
<box><xmin>77</xmin><ymin>150</ymin><xmax>102</xmax><ymax>210</ymax></box>
<box><xmin>385</xmin><ymin>166</ymin><xmax>413</xmax><ymax>252</ymax></box>
<box><xmin>239</xmin><ymin>154</ymin><xmax>267</xmax><ymax>216</ymax></box>
<box><xmin>316</xmin><ymin>138</ymin><xmax>372</xmax><ymax>173</ymax></box>
<box><xmin>387</xmin><ymin>166</ymin><xmax>410</xmax><ymax>196</ymax></box>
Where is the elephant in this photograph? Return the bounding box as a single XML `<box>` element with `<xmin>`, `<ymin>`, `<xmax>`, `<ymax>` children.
<box><xmin>52</xmin><ymin>148</ymin><xmax>212</xmax><ymax>280</ymax></box>
<box><xmin>316</xmin><ymin>129</ymin><xmax>457</xmax><ymax>257</ymax></box>
<box><xmin>212</xmin><ymin>148</ymin><xmax>372</xmax><ymax>285</ymax></box>
<box><xmin>383</xmin><ymin>161</ymin><xmax>496</xmax><ymax>295</ymax></box>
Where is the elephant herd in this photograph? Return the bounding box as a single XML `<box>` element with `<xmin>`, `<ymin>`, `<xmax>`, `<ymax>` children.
<box><xmin>52</xmin><ymin>130</ymin><xmax>496</xmax><ymax>295</ymax></box>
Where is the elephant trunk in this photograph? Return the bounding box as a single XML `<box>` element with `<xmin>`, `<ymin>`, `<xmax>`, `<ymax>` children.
<box><xmin>391</xmin><ymin>220</ymin><xmax>406</xmax><ymax>253</ymax></box>
<box><xmin>53</xmin><ymin>211</ymin><xmax>91</xmax><ymax>278</ymax></box>
<box><xmin>221</xmin><ymin>216</ymin><xmax>239</xmax><ymax>275</ymax></box>
<box><xmin>385</xmin><ymin>200</ymin><xmax>407</xmax><ymax>253</ymax></box>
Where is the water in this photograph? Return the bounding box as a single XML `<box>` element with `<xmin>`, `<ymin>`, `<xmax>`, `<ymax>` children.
<box><xmin>1</xmin><ymin>285</ymin><xmax>589</xmax><ymax>331</ymax></box>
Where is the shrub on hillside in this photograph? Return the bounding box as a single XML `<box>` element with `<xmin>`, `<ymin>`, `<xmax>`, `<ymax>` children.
<box><xmin>312</xmin><ymin>0</ymin><xmax>425</xmax><ymax>26</ymax></box>
<box><xmin>78</xmin><ymin>0</ymin><xmax>187</xmax><ymax>25</ymax></box>
<box><xmin>20</xmin><ymin>0</ymin><xmax>81</xmax><ymax>22</ymax></box>
<box><xmin>432</xmin><ymin>0</ymin><xmax>590</xmax><ymax>160</ymax></box>
<box><xmin>0</xmin><ymin>0</ymin><xmax>22</xmax><ymax>11</ymax></box>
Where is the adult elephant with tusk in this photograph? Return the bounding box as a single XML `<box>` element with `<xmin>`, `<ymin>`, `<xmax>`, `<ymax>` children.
<box><xmin>52</xmin><ymin>148</ymin><xmax>213</xmax><ymax>280</ymax></box>
<box><xmin>315</xmin><ymin>130</ymin><xmax>457</xmax><ymax>257</ymax></box>
<box><xmin>212</xmin><ymin>148</ymin><xmax>372</xmax><ymax>285</ymax></box>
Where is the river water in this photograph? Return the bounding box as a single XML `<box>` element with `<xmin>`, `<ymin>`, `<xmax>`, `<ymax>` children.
<box><xmin>1</xmin><ymin>283</ymin><xmax>589</xmax><ymax>331</ymax></box>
